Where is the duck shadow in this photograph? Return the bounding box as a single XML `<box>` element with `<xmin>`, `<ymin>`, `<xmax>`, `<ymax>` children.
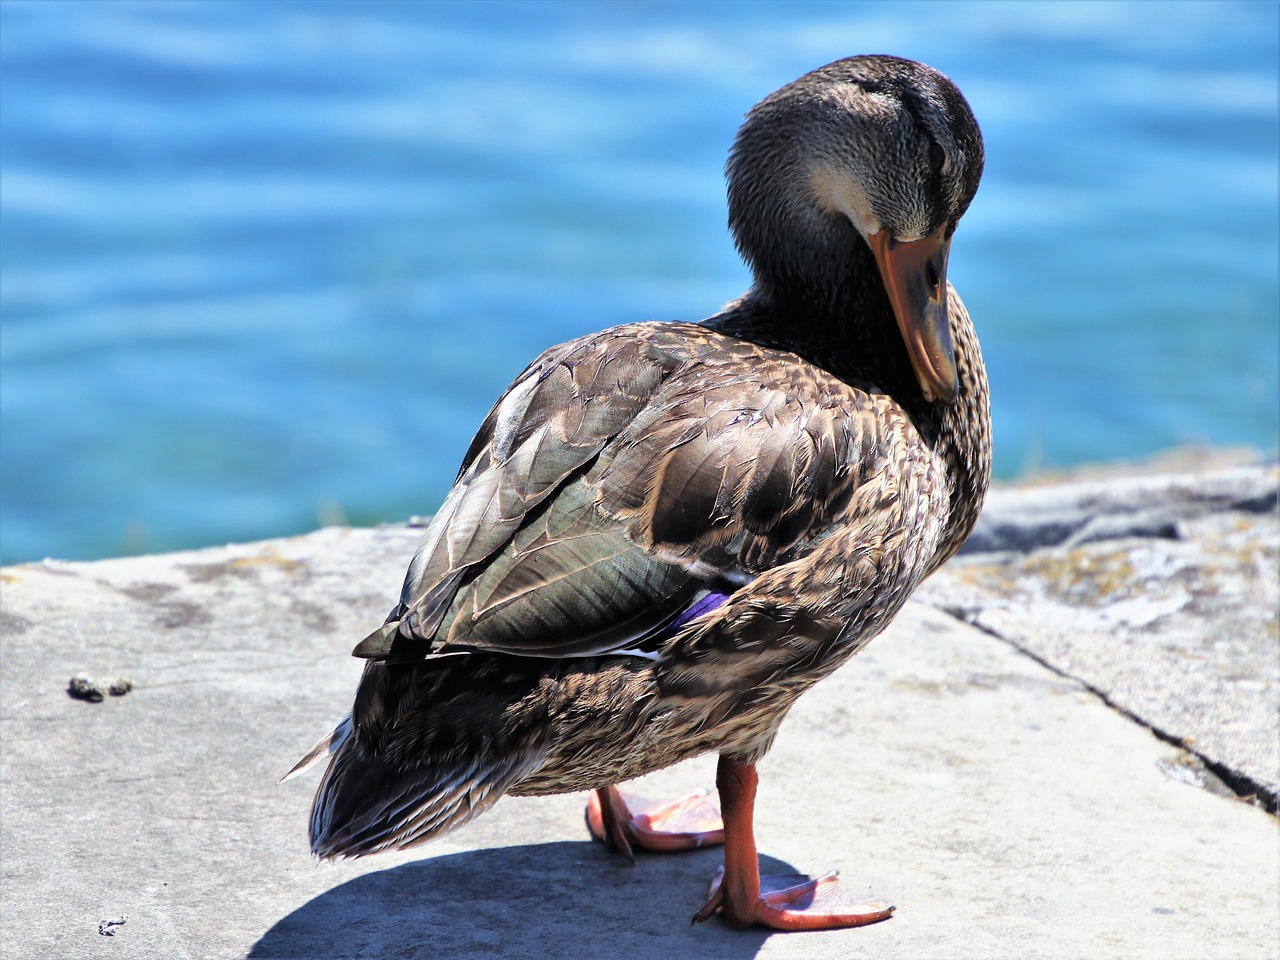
<box><xmin>250</xmin><ymin>840</ymin><xmax>785</xmax><ymax>959</ymax></box>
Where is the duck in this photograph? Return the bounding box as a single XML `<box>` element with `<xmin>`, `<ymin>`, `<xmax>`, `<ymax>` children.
<box><xmin>286</xmin><ymin>53</ymin><xmax>990</xmax><ymax>932</ymax></box>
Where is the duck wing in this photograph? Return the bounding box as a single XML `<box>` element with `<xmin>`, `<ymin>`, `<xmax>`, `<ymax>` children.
<box><xmin>354</xmin><ymin>321</ymin><xmax>875</xmax><ymax>664</ymax></box>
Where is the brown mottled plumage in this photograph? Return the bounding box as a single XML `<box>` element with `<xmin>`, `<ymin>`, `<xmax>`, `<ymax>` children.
<box><xmin>289</xmin><ymin>54</ymin><xmax>990</xmax><ymax>931</ymax></box>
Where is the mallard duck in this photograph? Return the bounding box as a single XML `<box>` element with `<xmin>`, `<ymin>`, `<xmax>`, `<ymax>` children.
<box><xmin>287</xmin><ymin>54</ymin><xmax>989</xmax><ymax>931</ymax></box>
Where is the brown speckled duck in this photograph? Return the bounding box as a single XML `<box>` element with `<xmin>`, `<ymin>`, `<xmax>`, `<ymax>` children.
<box><xmin>287</xmin><ymin>54</ymin><xmax>989</xmax><ymax>931</ymax></box>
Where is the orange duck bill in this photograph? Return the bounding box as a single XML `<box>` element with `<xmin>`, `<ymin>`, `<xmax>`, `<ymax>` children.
<box><xmin>867</xmin><ymin>224</ymin><xmax>958</xmax><ymax>403</ymax></box>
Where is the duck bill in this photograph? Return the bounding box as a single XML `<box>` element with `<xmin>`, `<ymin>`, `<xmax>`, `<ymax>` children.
<box><xmin>867</xmin><ymin>225</ymin><xmax>958</xmax><ymax>403</ymax></box>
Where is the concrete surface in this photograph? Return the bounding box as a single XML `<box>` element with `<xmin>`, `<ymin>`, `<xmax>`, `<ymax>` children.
<box><xmin>1</xmin><ymin>461</ymin><xmax>1277</xmax><ymax>959</ymax></box>
<box><xmin>932</xmin><ymin>461</ymin><xmax>1280</xmax><ymax>807</ymax></box>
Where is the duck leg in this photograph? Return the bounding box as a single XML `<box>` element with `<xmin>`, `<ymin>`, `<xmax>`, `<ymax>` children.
<box><xmin>586</xmin><ymin>785</ymin><xmax>725</xmax><ymax>861</ymax></box>
<box><xmin>691</xmin><ymin>755</ymin><xmax>895</xmax><ymax>931</ymax></box>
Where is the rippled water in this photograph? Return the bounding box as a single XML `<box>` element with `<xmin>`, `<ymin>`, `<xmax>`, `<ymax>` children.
<box><xmin>1</xmin><ymin>1</ymin><xmax>1276</xmax><ymax>563</ymax></box>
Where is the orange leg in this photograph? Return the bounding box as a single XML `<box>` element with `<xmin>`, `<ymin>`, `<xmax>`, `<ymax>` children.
<box><xmin>691</xmin><ymin>755</ymin><xmax>895</xmax><ymax>931</ymax></box>
<box><xmin>587</xmin><ymin>784</ymin><xmax>725</xmax><ymax>862</ymax></box>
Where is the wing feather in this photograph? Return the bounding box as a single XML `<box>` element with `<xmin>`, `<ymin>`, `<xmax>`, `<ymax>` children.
<box><xmin>356</xmin><ymin>322</ymin><xmax>911</xmax><ymax>665</ymax></box>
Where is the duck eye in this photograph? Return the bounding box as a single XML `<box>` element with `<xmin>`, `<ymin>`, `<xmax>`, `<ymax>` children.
<box><xmin>928</xmin><ymin>141</ymin><xmax>945</xmax><ymax>172</ymax></box>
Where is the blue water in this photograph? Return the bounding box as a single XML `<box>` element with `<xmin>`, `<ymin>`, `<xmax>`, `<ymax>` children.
<box><xmin>1</xmin><ymin>1</ymin><xmax>1277</xmax><ymax>565</ymax></box>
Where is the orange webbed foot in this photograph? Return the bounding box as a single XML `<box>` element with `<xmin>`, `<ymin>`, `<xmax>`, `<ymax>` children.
<box><xmin>586</xmin><ymin>785</ymin><xmax>725</xmax><ymax>861</ymax></box>
<box><xmin>689</xmin><ymin>755</ymin><xmax>894</xmax><ymax>931</ymax></box>
<box><xmin>692</xmin><ymin>865</ymin><xmax>894</xmax><ymax>931</ymax></box>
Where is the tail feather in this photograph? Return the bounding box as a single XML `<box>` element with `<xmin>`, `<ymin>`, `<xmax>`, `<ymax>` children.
<box><xmin>308</xmin><ymin>732</ymin><xmax>544</xmax><ymax>858</ymax></box>
<box><xmin>281</xmin><ymin>716</ymin><xmax>353</xmax><ymax>784</ymax></box>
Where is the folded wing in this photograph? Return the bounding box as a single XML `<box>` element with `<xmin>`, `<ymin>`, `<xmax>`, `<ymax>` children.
<box><xmin>354</xmin><ymin>322</ymin><xmax>885</xmax><ymax>664</ymax></box>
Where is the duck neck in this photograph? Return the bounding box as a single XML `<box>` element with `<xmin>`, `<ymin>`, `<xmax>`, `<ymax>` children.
<box><xmin>926</xmin><ymin>294</ymin><xmax>991</xmax><ymax>568</ymax></box>
<box><xmin>706</xmin><ymin>229</ymin><xmax>928</xmax><ymax>407</ymax></box>
<box><xmin>704</xmin><ymin>251</ymin><xmax>991</xmax><ymax>570</ymax></box>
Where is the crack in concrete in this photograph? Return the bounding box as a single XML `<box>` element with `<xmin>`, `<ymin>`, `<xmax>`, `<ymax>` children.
<box><xmin>935</xmin><ymin>603</ymin><xmax>1279</xmax><ymax>817</ymax></box>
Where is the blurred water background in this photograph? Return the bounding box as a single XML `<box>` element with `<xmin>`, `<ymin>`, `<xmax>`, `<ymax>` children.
<box><xmin>1</xmin><ymin>0</ymin><xmax>1276</xmax><ymax>565</ymax></box>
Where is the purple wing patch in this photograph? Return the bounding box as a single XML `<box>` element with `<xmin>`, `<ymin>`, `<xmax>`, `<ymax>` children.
<box><xmin>663</xmin><ymin>590</ymin><xmax>731</xmax><ymax>635</ymax></box>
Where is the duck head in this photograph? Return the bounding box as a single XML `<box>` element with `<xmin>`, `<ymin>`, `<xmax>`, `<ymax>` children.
<box><xmin>726</xmin><ymin>55</ymin><xmax>984</xmax><ymax>403</ymax></box>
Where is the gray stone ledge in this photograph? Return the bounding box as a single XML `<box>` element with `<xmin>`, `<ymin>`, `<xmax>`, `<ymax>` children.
<box><xmin>962</xmin><ymin>460</ymin><xmax>1278</xmax><ymax>554</ymax></box>
<box><xmin>2</xmin><ymin>462</ymin><xmax>1277</xmax><ymax>959</ymax></box>
<box><xmin>928</xmin><ymin>461</ymin><xmax>1279</xmax><ymax>810</ymax></box>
